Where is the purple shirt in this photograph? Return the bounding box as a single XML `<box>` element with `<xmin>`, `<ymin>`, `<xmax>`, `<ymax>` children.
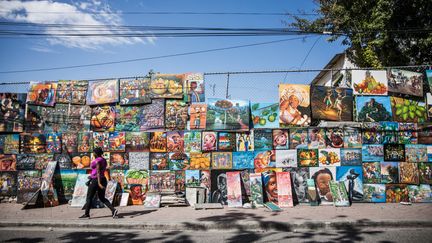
<box><xmin>90</xmin><ymin>157</ymin><xmax>107</xmax><ymax>179</ymax></box>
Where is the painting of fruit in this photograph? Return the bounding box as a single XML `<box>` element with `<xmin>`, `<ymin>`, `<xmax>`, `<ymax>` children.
<box><xmin>391</xmin><ymin>97</ymin><xmax>427</xmax><ymax>122</ymax></box>
<box><xmin>150</xmin><ymin>74</ymin><xmax>184</xmax><ymax>98</ymax></box>
<box><xmin>251</xmin><ymin>103</ymin><xmax>279</xmax><ymax>128</ymax></box>
<box><xmin>352</xmin><ymin>70</ymin><xmax>388</xmax><ymax>95</ymax></box>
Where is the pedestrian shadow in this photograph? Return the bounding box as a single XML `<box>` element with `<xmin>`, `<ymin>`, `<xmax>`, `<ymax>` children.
<box><xmin>5</xmin><ymin>237</ymin><xmax>44</xmax><ymax>243</ymax></box>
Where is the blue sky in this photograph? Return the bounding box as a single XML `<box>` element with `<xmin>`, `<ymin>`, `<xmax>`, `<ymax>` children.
<box><xmin>0</xmin><ymin>0</ymin><xmax>345</xmax><ymax>101</ymax></box>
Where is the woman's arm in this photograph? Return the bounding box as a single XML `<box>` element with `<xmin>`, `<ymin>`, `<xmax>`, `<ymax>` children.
<box><xmin>96</xmin><ymin>162</ymin><xmax>105</xmax><ymax>189</ymax></box>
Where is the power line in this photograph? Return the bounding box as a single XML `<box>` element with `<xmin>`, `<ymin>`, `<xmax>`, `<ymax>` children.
<box><xmin>300</xmin><ymin>36</ymin><xmax>321</xmax><ymax>69</ymax></box>
<box><xmin>0</xmin><ymin>36</ymin><xmax>314</xmax><ymax>75</ymax></box>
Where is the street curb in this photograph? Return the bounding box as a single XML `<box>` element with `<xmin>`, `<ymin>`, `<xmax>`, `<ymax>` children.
<box><xmin>1</xmin><ymin>220</ymin><xmax>431</xmax><ymax>231</ymax></box>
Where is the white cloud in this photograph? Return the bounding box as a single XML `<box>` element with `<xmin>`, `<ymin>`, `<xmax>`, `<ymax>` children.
<box><xmin>0</xmin><ymin>0</ymin><xmax>155</xmax><ymax>50</ymax></box>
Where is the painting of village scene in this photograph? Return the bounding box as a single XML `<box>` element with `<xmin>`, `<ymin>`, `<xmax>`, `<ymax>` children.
<box><xmin>311</xmin><ymin>86</ymin><xmax>353</xmax><ymax>121</ymax></box>
<box><xmin>119</xmin><ymin>78</ymin><xmax>151</xmax><ymax>105</ymax></box>
<box><xmin>387</xmin><ymin>69</ymin><xmax>423</xmax><ymax>97</ymax></box>
<box><xmin>139</xmin><ymin>99</ymin><xmax>165</xmax><ymax>131</ymax></box>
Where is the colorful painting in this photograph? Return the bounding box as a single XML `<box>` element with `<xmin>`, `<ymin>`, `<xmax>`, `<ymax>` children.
<box><xmin>254</xmin><ymin>150</ymin><xmax>276</xmax><ymax>169</ymax></box>
<box><xmin>388</xmin><ymin>69</ymin><xmax>423</xmax><ymax>97</ymax></box>
<box><xmin>352</xmin><ymin>70</ymin><xmax>388</xmax><ymax>95</ymax></box>
<box><xmin>77</xmin><ymin>132</ymin><xmax>93</xmax><ymax>153</ymax></box>
<box><xmin>0</xmin><ymin>93</ymin><xmax>26</xmax><ymax>132</ymax></box>
<box><xmin>54</xmin><ymin>169</ymin><xmax>84</xmax><ymax>203</ymax></box>
<box><xmin>363</xmin><ymin>162</ymin><xmax>382</xmax><ymax>184</ymax></box>
<box><xmin>56</xmin><ymin>80</ymin><xmax>88</xmax><ymax>104</ymax></box>
<box><xmin>226</xmin><ymin>171</ymin><xmax>242</xmax><ymax>207</ymax></box>
<box><xmin>419</xmin><ymin>163</ymin><xmax>432</xmax><ymax>184</ymax></box>
<box><xmin>92</xmin><ymin>132</ymin><xmax>109</xmax><ymax>151</ymax></box>
<box><xmin>318</xmin><ymin>148</ymin><xmax>341</xmax><ymax>167</ymax></box>
<box><xmin>309</xmin><ymin>167</ymin><xmax>336</xmax><ymax>205</ymax></box>
<box><xmin>125</xmin><ymin>170</ymin><xmax>149</xmax><ymax>186</ymax></box>
<box><xmin>125</xmin><ymin>132</ymin><xmax>150</xmax><ymax>152</ymax></box>
<box><xmin>45</xmin><ymin>133</ymin><xmax>61</xmax><ymax>154</ymax></box>
<box><xmin>408</xmin><ymin>184</ymin><xmax>432</xmax><ymax>203</ymax></box>
<box><xmin>382</xmin><ymin>131</ymin><xmax>398</xmax><ymax>144</ymax></box>
<box><xmin>311</xmin><ymin>86</ymin><xmax>353</xmax><ymax>121</ymax></box>
<box><xmin>200</xmin><ymin>170</ymin><xmax>211</xmax><ymax>202</ymax></box>
<box><xmin>168</xmin><ymin>152</ymin><xmax>188</xmax><ymax>170</ymax></box>
<box><xmin>336</xmin><ymin>166</ymin><xmax>363</xmax><ymax>202</ymax></box>
<box><xmin>25</xmin><ymin>105</ymin><xmax>44</xmax><ymax>133</ymax></box>
<box><xmin>144</xmin><ymin>193</ymin><xmax>161</xmax><ymax>208</ymax></box>
<box><xmin>288</xmin><ymin>167</ymin><xmax>309</xmax><ymax>204</ymax></box>
<box><xmin>150</xmin><ymin>74</ymin><xmax>184</xmax><ymax>99</ymax></box>
<box><xmin>0</xmin><ymin>171</ymin><xmax>17</xmax><ymax>196</ymax></box>
<box><xmin>108</xmin><ymin>132</ymin><xmax>125</xmax><ymax>152</ymax></box>
<box><xmin>356</xmin><ymin>96</ymin><xmax>392</xmax><ymax>122</ymax></box>
<box><xmin>399</xmin><ymin>162</ymin><xmax>419</xmax><ymax>184</ymax></box>
<box><xmin>110</xmin><ymin>170</ymin><xmax>126</xmax><ymax>191</ymax></box>
<box><xmin>398</xmin><ymin>130</ymin><xmax>418</xmax><ymax>144</ymax></box>
<box><xmin>165</xmin><ymin>100</ymin><xmax>188</xmax><ymax>130</ymax></box>
<box><xmin>343</xmin><ymin>128</ymin><xmax>362</xmax><ymax>148</ymax></box>
<box><xmin>329</xmin><ymin>181</ymin><xmax>349</xmax><ymax>206</ymax></box>
<box><xmin>289</xmin><ymin>128</ymin><xmax>308</xmax><ymax>149</ymax></box>
<box><xmin>20</xmin><ymin>133</ymin><xmax>47</xmax><ymax>154</ymax></box>
<box><xmin>110</xmin><ymin>152</ymin><xmax>128</xmax><ymax>169</ymax></box>
<box><xmin>254</xmin><ymin>129</ymin><xmax>273</xmax><ymax>151</ymax></box>
<box><xmin>149</xmin><ymin>132</ymin><xmax>167</xmax><ymax>152</ymax></box>
<box><xmin>186</xmin><ymin>170</ymin><xmax>200</xmax><ymax>187</ymax></box>
<box><xmin>202</xmin><ymin>131</ymin><xmax>217</xmax><ymax>152</ymax></box>
<box><xmin>262</xmin><ymin>170</ymin><xmax>278</xmax><ymax>204</ymax></box>
<box><xmin>307</xmin><ymin>128</ymin><xmax>325</xmax><ymax>149</ymax></box>
<box><xmin>90</xmin><ymin>105</ymin><xmax>116</xmax><ymax>131</ymax></box>
<box><xmin>115</xmin><ymin>106</ymin><xmax>141</xmax><ymax>131</ymax></box>
<box><xmin>189</xmin><ymin>153</ymin><xmax>211</xmax><ymax>170</ymax></box>
<box><xmin>275</xmin><ymin>150</ymin><xmax>297</xmax><ymax>168</ymax></box>
<box><xmin>383</xmin><ymin>144</ymin><xmax>405</xmax><ymax>161</ymax></box>
<box><xmin>86</xmin><ymin>79</ymin><xmax>119</xmax><ymax>105</ymax></box>
<box><xmin>17</xmin><ymin>170</ymin><xmax>41</xmax><ymax>204</ymax></box>
<box><xmin>211</xmin><ymin>152</ymin><xmax>233</xmax><ymax>169</ymax></box>
<box><xmin>217</xmin><ymin>132</ymin><xmax>236</xmax><ymax>151</ymax></box>
<box><xmin>272</xmin><ymin>129</ymin><xmax>289</xmax><ymax>150</ymax></box>
<box><xmin>16</xmin><ymin>154</ymin><xmax>36</xmax><ymax>170</ymax></box>
<box><xmin>362</xmin><ymin>145</ymin><xmax>384</xmax><ymax>162</ymax></box>
<box><xmin>276</xmin><ymin>172</ymin><xmax>293</xmax><ymax>207</ymax></box>
<box><xmin>149</xmin><ymin>170</ymin><xmax>175</xmax><ymax>192</ymax></box>
<box><xmin>66</xmin><ymin>104</ymin><xmax>91</xmax><ymax>132</ymax></box>
<box><xmin>306</xmin><ymin>179</ymin><xmax>319</xmax><ymax>206</ymax></box>
<box><xmin>150</xmin><ymin>153</ymin><xmax>168</xmax><ymax>170</ymax></box>
<box><xmin>128</xmin><ymin>185</ymin><xmax>146</xmax><ymax>205</ymax></box>
<box><xmin>251</xmin><ymin>102</ymin><xmax>279</xmax><ymax>128</ymax></box>
<box><xmin>184</xmin><ymin>73</ymin><xmax>205</xmax><ymax>103</ymax></box>
<box><xmin>183</xmin><ymin>131</ymin><xmax>202</xmax><ymax>153</ymax></box>
<box><xmin>380</xmin><ymin>162</ymin><xmax>399</xmax><ymax>184</ymax></box>
<box><xmin>167</xmin><ymin>131</ymin><xmax>184</xmax><ymax>152</ymax></box>
<box><xmin>386</xmin><ymin>184</ymin><xmax>409</xmax><ymax>203</ymax></box>
<box><xmin>236</xmin><ymin>131</ymin><xmax>254</xmax><ymax>151</ymax></box>
<box><xmin>34</xmin><ymin>154</ymin><xmax>53</xmax><ymax>170</ymax></box>
<box><xmin>119</xmin><ymin>78</ymin><xmax>151</xmax><ymax>105</ymax></box>
<box><xmin>297</xmin><ymin>149</ymin><xmax>318</xmax><ymax>167</ymax></box>
<box><xmin>232</xmin><ymin>152</ymin><xmax>254</xmax><ymax>169</ymax></box>
<box><xmin>206</xmin><ymin>98</ymin><xmax>250</xmax><ymax>131</ymax></box>
<box><xmin>362</xmin><ymin>130</ymin><xmax>382</xmax><ymax>144</ymax></box>
<box><xmin>27</xmin><ymin>81</ymin><xmax>57</xmax><ymax>107</ymax></box>
<box><xmin>323</xmin><ymin>128</ymin><xmax>344</xmax><ymax>148</ymax></box>
<box><xmin>129</xmin><ymin>152</ymin><xmax>149</xmax><ymax>170</ymax></box>
<box><xmin>391</xmin><ymin>97</ymin><xmax>427</xmax><ymax>123</ymax></box>
<box><xmin>189</xmin><ymin>103</ymin><xmax>207</xmax><ymax>130</ymax></box>
<box><xmin>249</xmin><ymin>172</ymin><xmax>264</xmax><ymax>206</ymax></box>
<box><xmin>279</xmin><ymin>84</ymin><xmax>311</xmax><ymax>127</ymax></box>
<box><xmin>429</xmin><ymin>146</ymin><xmax>432</xmax><ymax>162</ymax></box>
<box><xmin>104</xmin><ymin>180</ymin><xmax>117</xmax><ymax>204</ymax></box>
<box><xmin>363</xmin><ymin>184</ymin><xmax>386</xmax><ymax>203</ymax></box>
<box><xmin>175</xmin><ymin>170</ymin><xmax>186</xmax><ymax>192</ymax></box>
<box><xmin>139</xmin><ymin>99</ymin><xmax>165</xmax><ymax>131</ymax></box>
<box><xmin>340</xmin><ymin>148</ymin><xmax>362</xmax><ymax>166</ymax></box>
<box><xmin>3</xmin><ymin>134</ymin><xmax>20</xmax><ymax>154</ymax></box>
<box><xmin>405</xmin><ymin>144</ymin><xmax>428</xmax><ymax>163</ymax></box>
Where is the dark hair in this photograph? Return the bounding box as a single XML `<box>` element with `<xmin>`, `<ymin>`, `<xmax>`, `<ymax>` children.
<box><xmin>312</xmin><ymin>168</ymin><xmax>333</xmax><ymax>182</ymax></box>
<box><xmin>93</xmin><ymin>147</ymin><xmax>103</xmax><ymax>157</ymax></box>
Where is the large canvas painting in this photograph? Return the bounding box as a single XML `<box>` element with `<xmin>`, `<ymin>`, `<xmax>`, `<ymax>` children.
<box><xmin>276</xmin><ymin>172</ymin><xmax>293</xmax><ymax>207</ymax></box>
<box><xmin>288</xmin><ymin>167</ymin><xmax>309</xmax><ymax>204</ymax></box>
<box><xmin>56</xmin><ymin>80</ymin><xmax>88</xmax><ymax>104</ymax></box>
<box><xmin>139</xmin><ymin>99</ymin><xmax>165</xmax><ymax>131</ymax></box>
<box><xmin>119</xmin><ymin>78</ymin><xmax>151</xmax><ymax>105</ymax></box>
<box><xmin>150</xmin><ymin>74</ymin><xmax>184</xmax><ymax>99</ymax></box>
<box><xmin>309</xmin><ymin>167</ymin><xmax>336</xmax><ymax>205</ymax></box>
<box><xmin>387</xmin><ymin>69</ymin><xmax>423</xmax><ymax>97</ymax></box>
<box><xmin>0</xmin><ymin>93</ymin><xmax>26</xmax><ymax>133</ymax></box>
<box><xmin>184</xmin><ymin>73</ymin><xmax>205</xmax><ymax>103</ymax></box>
<box><xmin>279</xmin><ymin>84</ymin><xmax>311</xmax><ymax>127</ymax></box>
<box><xmin>206</xmin><ymin>98</ymin><xmax>250</xmax><ymax>131</ymax></box>
<box><xmin>115</xmin><ymin>106</ymin><xmax>141</xmax><ymax>131</ymax></box>
<box><xmin>311</xmin><ymin>86</ymin><xmax>353</xmax><ymax>121</ymax></box>
<box><xmin>189</xmin><ymin>103</ymin><xmax>207</xmax><ymax>130</ymax></box>
<box><xmin>336</xmin><ymin>166</ymin><xmax>363</xmax><ymax>202</ymax></box>
<box><xmin>352</xmin><ymin>70</ymin><xmax>388</xmax><ymax>95</ymax></box>
<box><xmin>86</xmin><ymin>79</ymin><xmax>119</xmax><ymax>105</ymax></box>
<box><xmin>251</xmin><ymin>102</ymin><xmax>279</xmax><ymax>128</ymax></box>
<box><xmin>27</xmin><ymin>81</ymin><xmax>57</xmax><ymax>107</ymax></box>
<box><xmin>390</xmin><ymin>97</ymin><xmax>427</xmax><ymax>123</ymax></box>
<box><xmin>226</xmin><ymin>171</ymin><xmax>242</xmax><ymax>207</ymax></box>
<box><xmin>356</xmin><ymin>96</ymin><xmax>392</xmax><ymax>122</ymax></box>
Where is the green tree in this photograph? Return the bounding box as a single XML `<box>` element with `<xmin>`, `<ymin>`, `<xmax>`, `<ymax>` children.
<box><xmin>290</xmin><ymin>0</ymin><xmax>432</xmax><ymax>67</ymax></box>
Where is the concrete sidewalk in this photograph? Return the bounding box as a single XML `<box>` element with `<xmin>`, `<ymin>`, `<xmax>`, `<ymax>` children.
<box><xmin>0</xmin><ymin>203</ymin><xmax>431</xmax><ymax>231</ymax></box>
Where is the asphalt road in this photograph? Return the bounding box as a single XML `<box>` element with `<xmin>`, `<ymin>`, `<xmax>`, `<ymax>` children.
<box><xmin>0</xmin><ymin>227</ymin><xmax>432</xmax><ymax>243</ymax></box>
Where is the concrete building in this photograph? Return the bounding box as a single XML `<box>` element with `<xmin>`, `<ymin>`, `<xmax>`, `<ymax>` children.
<box><xmin>310</xmin><ymin>52</ymin><xmax>357</xmax><ymax>87</ymax></box>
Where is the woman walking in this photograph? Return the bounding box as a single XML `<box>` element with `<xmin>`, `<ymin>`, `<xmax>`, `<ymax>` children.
<box><xmin>79</xmin><ymin>147</ymin><xmax>118</xmax><ymax>219</ymax></box>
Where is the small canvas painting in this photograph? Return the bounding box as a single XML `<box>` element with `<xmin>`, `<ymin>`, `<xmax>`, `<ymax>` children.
<box><xmin>399</xmin><ymin>162</ymin><xmax>419</xmax><ymax>184</ymax></box>
<box><xmin>189</xmin><ymin>103</ymin><xmax>207</xmax><ymax>130</ymax></box>
<box><xmin>297</xmin><ymin>149</ymin><xmax>318</xmax><ymax>167</ymax></box>
<box><xmin>27</xmin><ymin>81</ymin><xmax>57</xmax><ymax>107</ymax></box>
<box><xmin>202</xmin><ymin>131</ymin><xmax>217</xmax><ymax>152</ymax></box>
<box><xmin>383</xmin><ymin>144</ymin><xmax>405</xmax><ymax>161</ymax></box>
<box><xmin>279</xmin><ymin>84</ymin><xmax>311</xmax><ymax>126</ymax></box>
<box><xmin>184</xmin><ymin>73</ymin><xmax>205</xmax><ymax>103</ymax></box>
<box><xmin>217</xmin><ymin>132</ymin><xmax>236</xmax><ymax>151</ymax></box>
<box><xmin>289</xmin><ymin>128</ymin><xmax>308</xmax><ymax>149</ymax></box>
<box><xmin>275</xmin><ymin>150</ymin><xmax>297</xmax><ymax>168</ymax></box>
<box><xmin>139</xmin><ymin>99</ymin><xmax>165</xmax><ymax>131</ymax></box>
<box><xmin>167</xmin><ymin>131</ymin><xmax>184</xmax><ymax>153</ymax></box>
<box><xmin>253</xmin><ymin>129</ymin><xmax>273</xmax><ymax>151</ymax></box>
<box><xmin>363</xmin><ymin>162</ymin><xmax>382</xmax><ymax>184</ymax></box>
<box><xmin>340</xmin><ymin>148</ymin><xmax>362</xmax><ymax>166</ymax></box>
<box><xmin>391</xmin><ymin>97</ymin><xmax>427</xmax><ymax>123</ymax></box>
<box><xmin>356</xmin><ymin>96</ymin><xmax>392</xmax><ymax>122</ymax></box>
<box><xmin>226</xmin><ymin>171</ymin><xmax>242</xmax><ymax>207</ymax></box>
<box><xmin>150</xmin><ymin>74</ymin><xmax>184</xmax><ymax>99</ymax></box>
<box><xmin>308</xmin><ymin>128</ymin><xmax>326</xmax><ymax>149</ymax></box>
<box><xmin>232</xmin><ymin>152</ymin><xmax>254</xmax><ymax>169</ymax></box>
<box><xmin>254</xmin><ymin>150</ymin><xmax>276</xmax><ymax>169</ymax></box>
<box><xmin>343</xmin><ymin>128</ymin><xmax>362</xmax><ymax>148</ymax></box>
<box><xmin>236</xmin><ymin>131</ymin><xmax>254</xmax><ymax>152</ymax></box>
<box><xmin>206</xmin><ymin>98</ymin><xmax>250</xmax><ymax>131</ymax></box>
<box><xmin>351</xmin><ymin>70</ymin><xmax>388</xmax><ymax>95</ymax></box>
<box><xmin>272</xmin><ymin>129</ymin><xmax>289</xmax><ymax>150</ymax></box>
<box><xmin>387</xmin><ymin>69</ymin><xmax>423</xmax><ymax>97</ymax></box>
<box><xmin>90</xmin><ymin>105</ymin><xmax>116</xmax><ymax>131</ymax></box>
<box><xmin>115</xmin><ymin>106</ymin><xmax>141</xmax><ymax>132</ymax></box>
<box><xmin>211</xmin><ymin>152</ymin><xmax>233</xmax><ymax>169</ymax></box>
<box><xmin>185</xmin><ymin>170</ymin><xmax>200</xmax><ymax>187</ymax></box>
<box><xmin>309</xmin><ymin>167</ymin><xmax>336</xmax><ymax>205</ymax></box>
<box><xmin>119</xmin><ymin>78</ymin><xmax>151</xmax><ymax>105</ymax></box>
<box><xmin>249</xmin><ymin>172</ymin><xmax>264</xmax><ymax>206</ymax></box>
<box><xmin>363</xmin><ymin>184</ymin><xmax>386</xmax><ymax>203</ymax></box>
<box><xmin>318</xmin><ymin>148</ymin><xmax>341</xmax><ymax>167</ymax></box>
<box><xmin>362</xmin><ymin>145</ymin><xmax>384</xmax><ymax>162</ymax></box>
<box><xmin>165</xmin><ymin>100</ymin><xmax>188</xmax><ymax>130</ymax></box>
<box><xmin>183</xmin><ymin>131</ymin><xmax>202</xmax><ymax>153</ymax></box>
<box><xmin>251</xmin><ymin>102</ymin><xmax>279</xmax><ymax>128</ymax></box>
<box><xmin>86</xmin><ymin>79</ymin><xmax>119</xmax><ymax>105</ymax></box>
<box><xmin>380</xmin><ymin>162</ymin><xmax>399</xmax><ymax>184</ymax></box>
